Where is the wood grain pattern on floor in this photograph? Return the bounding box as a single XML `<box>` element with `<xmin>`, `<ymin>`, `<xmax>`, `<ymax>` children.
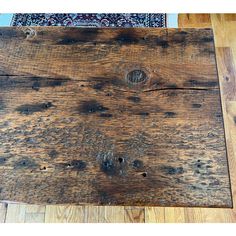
<box><xmin>1</xmin><ymin>14</ymin><xmax>236</xmax><ymax>223</ymax></box>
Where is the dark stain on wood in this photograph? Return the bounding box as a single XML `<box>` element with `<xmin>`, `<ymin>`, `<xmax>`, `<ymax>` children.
<box><xmin>178</xmin><ymin>31</ymin><xmax>188</xmax><ymax>35</ymax></box>
<box><xmin>0</xmin><ymin>99</ymin><xmax>5</xmax><ymax>110</ymax></box>
<box><xmin>48</xmin><ymin>150</ymin><xmax>58</xmax><ymax>159</ymax></box>
<box><xmin>89</xmin><ymin>77</ymin><xmax>124</xmax><ymax>88</ymax></box>
<box><xmin>137</xmin><ymin>112</ymin><xmax>149</xmax><ymax>116</ymax></box>
<box><xmin>16</xmin><ymin>102</ymin><xmax>53</xmax><ymax>115</ymax></box>
<box><xmin>162</xmin><ymin>166</ymin><xmax>184</xmax><ymax>175</ymax></box>
<box><xmin>201</xmin><ymin>36</ymin><xmax>214</xmax><ymax>43</ymax></box>
<box><xmin>115</xmin><ymin>31</ymin><xmax>139</xmax><ymax>44</ymax></box>
<box><xmin>57</xmin><ymin>38</ymin><xmax>80</xmax><ymax>45</ymax></box>
<box><xmin>172</xmin><ymin>31</ymin><xmax>187</xmax><ymax>43</ymax></box>
<box><xmin>233</xmin><ymin>116</ymin><xmax>236</xmax><ymax>124</ymax></box>
<box><xmin>79</xmin><ymin>100</ymin><xmax>109</xmax><ymax>114</ymax></box>
<box><xmin>58</xmin><ymin>28</ymin><xmax>99</xmax><ymax>44</ymax></box>
<box><xmin>0</xmin><ymin>157</ymin><xmax>7</xmax><ymax>165</ymax></box>
<box><xmin>93</xmin><ymin>82</ymin><xmax>105</xmax><ymax>90</ymax></box>
<box><xmin>127</xmin><ymin>96</ymin><xmax>141</xmax><ymax>103</ymax></box>
<box><xmin>68</xmin><ymin>160</ymin><xmax>86</xmax><ymax>171</ymax></box>
<box><xmin>187</xmin><ymin>79</ymin><xmax>218</xmax><ymax>87</ymax></box>
<box><xmin>99</xmin><ymin>113</ymin><xmax>113</xmax><ymax>118</ymax></box>
<box><xmin>156</xmin><ymin>37</ymin><xmax>169</xmax><ymax>48</ymax></box>
<box><xmin>201</xmin><ymin>48</ymin><xmax>215</xmax><ymax>55</ymax></box>
<box><xmin>132</xmin><ymin>160</ymin><xmax>144</xmax><ymax>169</ymax></box>
<box><xmin>31</xmin><ymin>77</ymin><xmax>70</xmax><ymax>90</ymax></box>
<box><xmin>32</xmin><ymin>81</ymin><xmax>40</xmax><ymax>91</ymax></box>
<box><xmin>164</xmin><ymin>111</ymin><xmax>176</xmax><ymax>118</ymax></box>
<box><xmin>167</xmin><ymin>83</ymin><xmax>178</xmax><ymax>88</ymax></box>
<box><xmin>25</xmin><ymin>137</ymin><xmax>37</xmax><ymax>144</ymax></box>
<box><xmin>0</xmin><ymin>76</ymin><xmax>70</xmax><ymax>91</ymax></box>
<box><xmin>192</xmin><ymin>103</ymin><xmax>202</xmax><ymax>108</ymax></box>
<box><xmin>100</xmin><ymin>160</ymin><xmax>117</xmax><ymax>176</ymax></box>
<box><xmin>14</xmin><ymin>158</ymin><xmax>38</xmax><ymax>169</ymax></box>
<box><xmin>98</xmin><ymin>191</ymin><xmax>115</xmax><ymax>205</ymax></box>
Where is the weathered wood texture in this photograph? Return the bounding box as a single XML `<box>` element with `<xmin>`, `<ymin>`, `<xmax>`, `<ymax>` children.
<box><xmin>0</xmin><ymin>27</ymin><xmax>232</xmax><ymax>207</ymax></box>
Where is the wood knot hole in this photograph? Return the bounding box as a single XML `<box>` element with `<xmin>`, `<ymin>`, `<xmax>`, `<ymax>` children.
<box><xmin>23</xmin><ymin>27</ymin><xmax>37</xmax><ymax>39</ymax></box>
<box><xmin>126</xmin><ymin>69</ymin><xmax>148</xmax><ymax>85</ymax></box>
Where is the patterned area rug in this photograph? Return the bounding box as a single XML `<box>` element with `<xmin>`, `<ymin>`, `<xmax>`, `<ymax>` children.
<box><xmin>11</xmin><ymin>13</ymin><xmax>166</xmax><ymax>27</ymax></box>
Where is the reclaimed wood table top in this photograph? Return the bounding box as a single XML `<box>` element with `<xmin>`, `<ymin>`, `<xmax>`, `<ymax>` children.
<box><xmin>0</xmin><ymin>27</ymin><xmax>232</xmax><ymax>207</ymax></box>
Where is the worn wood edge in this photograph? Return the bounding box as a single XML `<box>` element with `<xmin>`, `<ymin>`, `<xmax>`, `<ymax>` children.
<box><xmin>214</xmin><ymin>46</ymin><xmax>234</xmax><ymax>209</ymax></box>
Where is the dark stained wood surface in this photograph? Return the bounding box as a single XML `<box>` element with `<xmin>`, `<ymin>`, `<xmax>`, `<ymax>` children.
<box><xmin>0</xmin><ymin>27</ymin><xmax>232</xmax><ymax>207</ymax></box>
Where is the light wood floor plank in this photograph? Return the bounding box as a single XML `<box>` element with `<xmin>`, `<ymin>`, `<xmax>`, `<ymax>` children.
<box><xmin>178</xmin><ymin>13</ymin><xmax>211</xmax><ymax>28</ymax></box>
<box><xmin>124</xmin><ymin>207</ymin><xmax>145</xmax><ymax>223</ymax></box>
<box><xmin>24</xmin><ymin>205</ymin><xmax>46</xmax><ymax>223</ymax></box>
<box><xmin>98</xmin><ymin>206</ymin><xmax>125</xmax><ymax>223</ymax></box>
<box><xmin>45</xmin><ymin>205</ymin><xmax>84</xmax><ymax>223</ymax></box>
<box><xmin>84</xmin><ymin>206</ymin><xmax>99</xmax><ymax>223</ymax></box>
<box><xmin>5</xmin><ymin>203</ymin><xmax>27</xmax><ymax>223</ymax></box>
<box><xmin>145</xmin><ymin>207</ymin><xmax>165</xmax><ymax>223</ymax></box>
<box><xmin>0</xmin><ymin>203</ymin><xmax>7</xmax><ymax>223</ymax></box>
<box><xmin>164</xmin><ymin>208</ymin><xmax>186</xmax><ymax>223</ymax></box>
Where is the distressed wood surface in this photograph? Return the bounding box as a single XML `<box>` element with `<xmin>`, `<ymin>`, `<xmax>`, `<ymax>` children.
<box><xmin>0</xmin><ymin>27</ymin><xmax>232</xmax><ymax>207</ymax></box>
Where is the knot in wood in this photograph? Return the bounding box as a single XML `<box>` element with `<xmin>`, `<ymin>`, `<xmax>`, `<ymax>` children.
<box><xmin>22</xmin><ymin>27</ymin><xmax>37</xmax><ymax>39</ymax></box>
<box><xmin>126</xmin><ymin>69</ymin><xmax>148</xmax><ymax>85</ymax></box>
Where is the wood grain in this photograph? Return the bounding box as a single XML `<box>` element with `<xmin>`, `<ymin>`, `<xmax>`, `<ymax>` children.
<box><xmin>0</xmin><ymin>203</ymin><xmax>7</xmax><ymax>223</ymax></box>
<box><xmin>0</xmin><ymin>27</ymin><xmax>232</xmax><ymax>207</ymax></box>
<box><xmin>44</xmin><ymin>205</ymin><xmax>84</xmax><ymax>223</ymax></box>
<box><xmin>124</xmin><ymin>207</ymin><xmax>145</xmax><ymax>223</ymax></box>
<box><xmin>145</xmin><ymin>207</ymin><xmax>165</xmax><ymax>223</ymax></box>
<box><xmin>98</xmin><ymin>206</ymin><xmax>125</xmax><ymax>223</ymax></box>
<box><xmin>24</xmin><ymin>205</ymin><xmax>45</xmax><ymax>223</ymax></box>
<box><xmin>5</xmin><ymin>204</ymin><xmax>26</xmax><ymax>223</ymax></box>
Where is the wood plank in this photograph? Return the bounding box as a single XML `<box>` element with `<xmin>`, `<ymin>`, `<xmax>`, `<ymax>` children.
<box><xmin>164</xmin><ymin>207</ymin><xmax>186</xmax><ymax>223</ymax></box>
<box><xmin>24</xmin><ymin>205</ymin><xmax>45</xmax><ymax>223</ymax></box>
<box><xmin>178</xmin><ymin>14</ymin><xmax>212</xmax><ymax>28</ymax></box>
<box><xmin>0</xmin><ymin>27</ymin><xmax>232</xmax><ymax>207</ymax></box>
<box><xmin>124</xmin><ymin>207</ymin><xmax>145</xmax><ymax>223</ymax></box>
<box><xmin>44</xmin><ymin>205</ymin><xmax>84</xmax><ymax>223</ymax></box>
<box><xmin>0</xmin><ymin>203</ymin><xmax>7</xmax><ymax>223</ymax></box>
<box><xmin>84</xmin><ymin>206</ymin><xmax>99</xmax><ymax>223</ymax></box>
<box><xmin>98</xmin><ymin>206</ymin><xmax>125</xmax><ymax>223</ymax></box>
<box><xmin>145</xmin><ymin>207</ymin><xmax>165</xmax><ymax>223</ymax></box>
<box><xmin>5</xmin><ymin>203</ymin><xmax>26</xmax><ymax>223</ymax></box>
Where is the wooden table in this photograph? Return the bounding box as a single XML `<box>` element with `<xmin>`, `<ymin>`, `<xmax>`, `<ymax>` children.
<box><xmin>0</xmin><ymin>27</ymin><xmax>232</xmax><ymax>207</ymax></box>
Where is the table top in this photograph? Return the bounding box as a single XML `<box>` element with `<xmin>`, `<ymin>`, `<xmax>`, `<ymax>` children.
<box><xmin>0</xmin><ymin>27</ymin><xmax>232</xmax><ymax>207</ymax></box>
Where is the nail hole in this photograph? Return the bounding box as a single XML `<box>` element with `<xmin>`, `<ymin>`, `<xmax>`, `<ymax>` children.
<box><xmin>118</xmin><ymin>157</ymin><xmax>124</xmax><ymax>163</ymax></box>
<box><xmin>197</xmin><ymin>164</ymin><xmax>201</xmax><ymax>168</ymax></box>
<box><xmin>22</xmin><ymin>162</ymin><xmax>26</xmax><ymax>165</ymax></box>
<box><xmin>67</xmin><ymin>164</ymin><xmax>71</xmax><ymax>167</ymax></box>
<box><xmin>197</xmin><ymin>160</ymin><xmax>201</xmax><ymax>162</ymax></box>
<box><xmin>142</xmin><ymin>172</ymin><xmax>147</xmax><ymax>177</ymax></box>
<box><xmin>106</xmin><ymin>92</ymin><xmax>112</xmax><ymax>97</ymax></box>
<box><xmin>80</xmin><ymin>84</ymin><xmax>84</xmax><ymax>87</ymax></box>
<box><xmin>40</xmin><ymin>166</ymin><xmax>47</xmax><ymax>170</ymax></box>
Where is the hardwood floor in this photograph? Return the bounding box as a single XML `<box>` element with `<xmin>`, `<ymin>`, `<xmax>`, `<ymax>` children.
<box><xmin>1</xmin><ymin>14</ymin><xmax>236</xmax><ymax>223</ymax></box>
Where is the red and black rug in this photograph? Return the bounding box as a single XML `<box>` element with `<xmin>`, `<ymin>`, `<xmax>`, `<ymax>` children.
<box><xmin>11</xmin><ymin>13</ymin><xmax>166</xmax><ymax>27</ymax></box>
